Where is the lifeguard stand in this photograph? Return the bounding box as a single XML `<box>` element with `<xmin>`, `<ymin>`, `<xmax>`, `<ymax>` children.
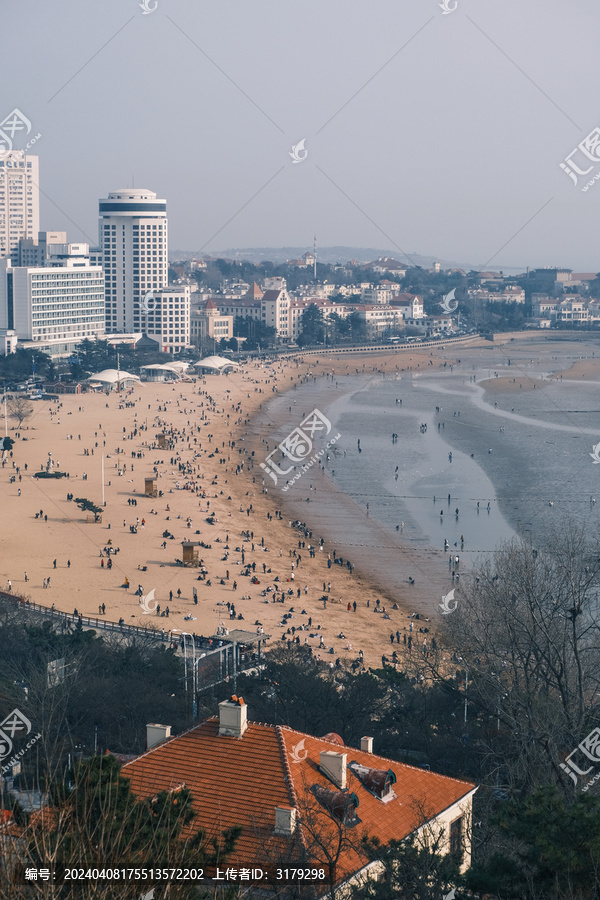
<box><xmin>144</xmin><ymin>477</ymin><xmax>157</xmax><ymax>498</ymax></box>
<box><xmin>181</xmin><ymin>541</ymin><xmax>200</xmax><ymax>567</ymax></box>
<box><xmin>156</xmin><ymin>434</ymin><xmax>167</xmax><ymax>449</ymax></box>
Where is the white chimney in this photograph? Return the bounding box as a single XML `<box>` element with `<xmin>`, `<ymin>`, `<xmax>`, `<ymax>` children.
<box><xmin>274</xmin><ymin>806</ymin><xmax>297</xmax><ymax>835</ymax></box>
<box><xmin>146</xmin><ymin>723</ymin><xmax>171</xmax><ymax>750</ymax></box>
<box><xmin>218</xmin><ymin>696</ymin><xmax>248</xmax><ymax>737</ymax></box>
<box><xmin>320</xmin><ymin>750</ymin><xmax>347</xmax><ymax>789</ymax></box>
<box><xmin>361</xmin><ymin>736</ymin><xmax>374</xmax><ymax>753</ymax></box>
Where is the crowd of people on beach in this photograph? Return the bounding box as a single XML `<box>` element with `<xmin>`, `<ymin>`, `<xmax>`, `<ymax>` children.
<box><xmin>1</xmin><ymin>355</ymin><xmax>471</xmax><ymax>672</ymax></box>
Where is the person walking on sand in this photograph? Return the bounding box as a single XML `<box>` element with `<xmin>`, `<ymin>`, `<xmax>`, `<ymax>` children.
<box><xmin>24</xmin><ymin>572</ymin><xmax>28</xmax><ymax>582</ymax></box>
<box><xmin>7</xmin><ymin>580</ymin><xmax>11</xmax><ymax>591</ymax></box>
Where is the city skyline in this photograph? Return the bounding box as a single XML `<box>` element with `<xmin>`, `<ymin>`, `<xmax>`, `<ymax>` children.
<box><xmin>2</xmin><ymin>0</ymin><xmax>600</xmax><ymax>271</ymax></box>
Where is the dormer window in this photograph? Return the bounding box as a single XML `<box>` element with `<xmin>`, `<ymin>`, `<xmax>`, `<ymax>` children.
<box><xmin>311</xmin><ymin>785</ymin><xmax>360</xmax><ymax>826</ymax></box>
<box><xmin>348</xmin><ymin>762</ymin><xmax>396</xmax><ymax>802</ymax></box>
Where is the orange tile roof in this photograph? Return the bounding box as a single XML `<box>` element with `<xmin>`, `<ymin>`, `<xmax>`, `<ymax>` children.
<box><xmin>280</xmin><ymin>728</ymin><xmax>475</xmax><ymax>880</ymax></box>
<box><xmin>121</xmin><ymin>717</ymin><xmax>475</xmax><ymax>881</ymax></box>
<box><xmin>122</xmin><ymin>718</ymin><xmax>295</xmax><ymax>867</ymax></box>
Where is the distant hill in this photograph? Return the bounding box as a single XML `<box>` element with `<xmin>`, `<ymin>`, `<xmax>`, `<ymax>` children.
<box><xmin>169</xmin><ymin>246</ymin><xmax>526</xmax><ymax>275</ymax></box>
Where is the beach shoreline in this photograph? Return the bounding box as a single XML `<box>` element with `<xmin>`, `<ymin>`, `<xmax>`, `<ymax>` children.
<box><xmin>3</xmin><ymin>334</ymin><xmax>600</xmax><ymax>669</ymax></box>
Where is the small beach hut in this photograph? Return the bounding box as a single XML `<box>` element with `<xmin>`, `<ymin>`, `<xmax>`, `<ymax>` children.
<box><xmin>144</xmin><ymin>478</ymin><xmax>157</xmax><ymax>498</ymax></box>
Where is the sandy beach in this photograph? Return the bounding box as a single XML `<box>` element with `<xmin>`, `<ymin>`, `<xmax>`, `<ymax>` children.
<box><xmin>2</xmin><ymin>333</ymin><xmax>599</xmax><ymax>669</ymax></box>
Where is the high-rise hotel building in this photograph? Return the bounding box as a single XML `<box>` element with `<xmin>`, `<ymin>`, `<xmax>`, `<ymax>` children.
<box><xmin>0</xmin><ymin>248</ymin><xmax>105</xmax><ymax>357</ymax></box>
<box><xmin>99</xmin><ymin>189</ymin><xmax>168</xmax><ymax>334</ymax></box>
<box><xmin>0</xmin><ymin>152</ymin><xmax>39</xmax><ymax>259</ymax></box>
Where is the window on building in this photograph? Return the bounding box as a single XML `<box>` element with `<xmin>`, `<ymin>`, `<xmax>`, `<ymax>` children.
<box><xmin>449</xmin><ymin>816</ymin><xmax>463</xmax><ymax>856</ymax></box>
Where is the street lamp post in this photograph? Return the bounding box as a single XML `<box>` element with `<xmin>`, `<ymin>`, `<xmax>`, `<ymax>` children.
<box><xmin>171</xmin><ymin>629</ymin><xmax>188</xmax><ymax>697</ymax></box>
<box><xmin>173</xmin><ymin>630</ymin><xmax>197</xmax><ymax>717</ymax></box>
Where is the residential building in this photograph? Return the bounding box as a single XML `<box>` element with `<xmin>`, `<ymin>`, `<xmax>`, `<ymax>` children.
<box><xmin>0</xmin><ymin>328</ymin><xmax>17</xmax><ymax>355</ymax></box>
<box><xmin>361</xmin><ymin>280</ymin><xmax>397</xmax><ymax>305</ymax></box>
<box><xmin>553</xmin><ymin>298</ymin><xmax>589</xmax><ymax>324</ymax></box>
<box><xmin>354</xmin><ymin>304</ymin><xmax>403</xmax><ymax>338</ymax></box>
<box><xmin>468</xmin><ymin>287</ymin><xmax>526</xmax><ymax>304</ymax></box>
<box><xmin>18</xmin><ymin>231</ymin><xmax>67</xmax><ymax>267</ymax></box>
<box><xmin>220</xmin><ymin>280</ymin><xmax>250</xmax><ymax>298</ymax></box>
<box><xmin>144</xmin><ymin>285</ymin><xmax>191</xmax><ymax>354</ymax></box>
<box><xmin>390</xmin><ymin>293</ymin><xmax>425</xmax><ymax>319</ymax></box>
<box><xmin>262</xmin><ymin>276</ymin><xmax>286</xmax><ymax>291</ymax></box>
<box><xmin>289</xmin><ymin>298</ymin><xmax>349</xmax><ymax>341</ymax></box>
<box><xmin>187</xmin><ymin>258</ymin><xmax>207</xmax><ymax>273</ymax></box>
<box><xmin>531</xmin><ymin>295</ymin><xmax>560</xmax><ymax>318</ymax></box>
<box><xmin>190</xmin><ymin>298</ymin><xmax>233</xmax><ymax>346</ymax></box>
<box><xmin>243</xmin><ymin>282</ymin><xmax>263</xmax><ymax>304</ymax></box>
<box><xmin>427</xmin><ymin>314</ymin><xmax>454</xmax><ymax>334</ymax></box>
<box><xmin>367</xmin><ymin>257</ymin><xmax>407</xmax><ymax>278</ymax></box>
<box><xmin>262</xmin><ymin>289</ymin><xmax>290</xmax><ymax>339</ymax></box>
<box><xmin>89</xmin><ymin>246</ymin><xmax>103</xmax><ymax>269</ymax></box>
<box><xmin>0</xmin><ymin>256</ymin><xmax>104</xmax><ymax>357</ymax></box>
<box><xmin>564</xmin><ymin>272</ymin><xmax>597</xmax><ymax>289</ymax></box>
<box><xmin>214</xmin><ymin>295</ymin><xmax>262</xmax><ymax>325</ymax></box>
<box><xmin>43</xmin><ymin>241</ymin><xmax>91</xmax><ymax>268</ymax></box>
<box><xmin>99</xmin><ymin>188</ymin><xmax>168</xmax><ymax>335</ymax></box>
<box><xmin>0</xmin><ymin>152</ymin><xmax>39</xmax><ymax>261</ymax></box>
<box><xmin>300</xmin><ymin>282</ymin><xmax>338</xmax><ymax>298</ymax></box>
<box><xmin>335</xmin><ymin>285</ymin><xmax>362</xmax><ymax>298</ymax></box>
<box><xmin>122</xmin><ymin>699</ymin><xmax>476</xmax><ymax>892</ymax></box>
<box><xmin>529</xmin><ymin>267</ymin><xmax>572</xmax><ymax>284</ymax></box>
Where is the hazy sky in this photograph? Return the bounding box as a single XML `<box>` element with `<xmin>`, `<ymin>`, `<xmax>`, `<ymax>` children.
<box><xmin>3</xmin><ymin>0</ymin><xmax>600</xmax><ymax>270</ymax></box>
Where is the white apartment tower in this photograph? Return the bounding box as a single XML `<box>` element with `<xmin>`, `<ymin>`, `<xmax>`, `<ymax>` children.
<box><xmin>0</xmin><ymin>152</ymin><xmax>39</xmax><ymax>259</ymax></box>
<box><xmin>146</xmin><ymin>286</ymin><xmax>191</xmax><ymax>354</ymax></box>
<box><xmin>99</xmin><ymin>189</ymin><xmax>168</xmax><ymax>334</ymax></box>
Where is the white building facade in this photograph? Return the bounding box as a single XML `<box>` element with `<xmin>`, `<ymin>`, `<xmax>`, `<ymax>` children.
<box><xmin>288</xmin><ymin>298</ymin><xmax>349</xmax><ymax>341</ymax></box>
<box><xmin>145</xmin><ymin>285</ymin><xmax>190</xmax><ymax>354</ymax></box>
<box><xmin>99</xmin><ymin>189</ymin><xmax>168</xmax><ymax>335</ymax></box>
<box><xmin>261</xmin><ymin>289</ymin><xmax>290</xmax><ymax>339</ymax></box>
<box><xmin>355</xmin><ymin>304</ymin><xmax>404</xmax><ymax>338</ymax></box>
<box><xmin>190</xmin><ymin>298</ymin><xmax>233</xmax><ymax>346</ymax></box>
<box><xmin>0</xmin><ymin>152</ymin><xmax>39</xmax><ymax>260</ymax></box>
<box><xmin>0</xmin><ymin>257</ymin><xmax>105</xmax><ymax>356</ymax></box>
